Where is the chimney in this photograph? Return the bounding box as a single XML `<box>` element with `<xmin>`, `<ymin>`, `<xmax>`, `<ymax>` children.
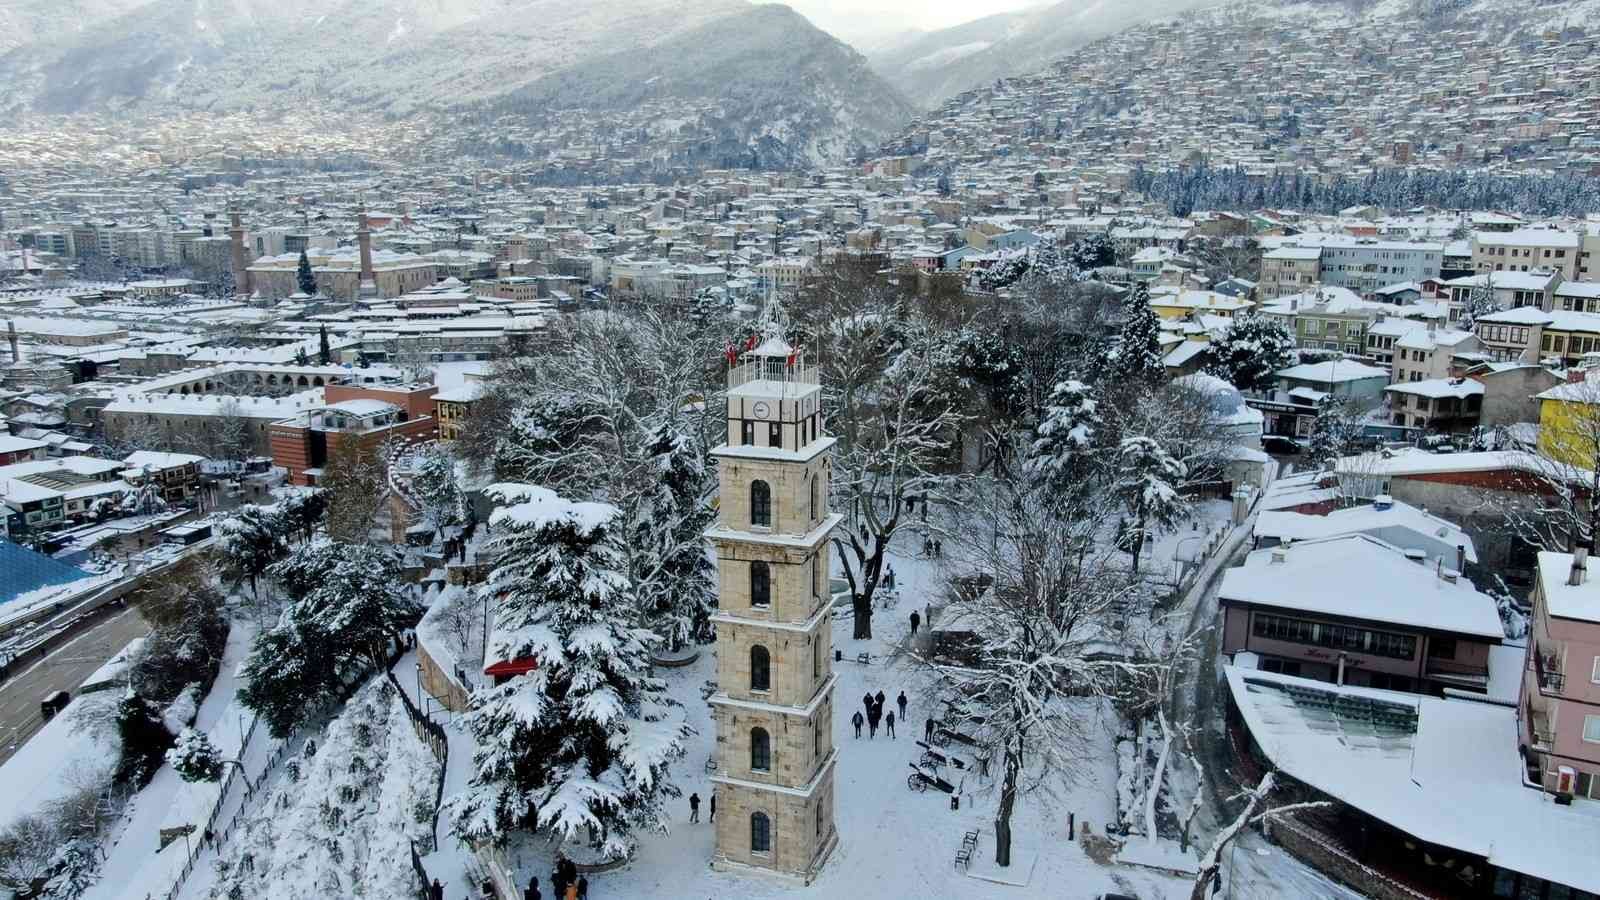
<box><xmin>1456</xmin><ymin>544</ymin><xmax>1466</xmax><ymax>573</ymax></box>
<box><xmin>1570</xmin><ymin>542</ymin><xmax>1590</xmax><ymax>587</ymax></box>
<box><xmin>5</xmin><ymin>319</ymin><xmax>17</xmax><ymax>364</ymax></box>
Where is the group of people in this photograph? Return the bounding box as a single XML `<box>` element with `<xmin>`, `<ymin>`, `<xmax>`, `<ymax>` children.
<box><xmin>530</xmin><ymin>857</ymin><xmax>585</xmax><ymax>900</ymax></box>
<box><xmin>687</xmin><ymin>791</ymin><xmax>715</xmax><ymax>823</ymax></box>
<box><xmin>921</xmin><ymin>537</ymin><xmax>943</xmax><ymax>558</ymax></box>
<box><xmin>852</xmin><ymin>689</ymin><xmax>909</xmax><ymax>740</ymax></box>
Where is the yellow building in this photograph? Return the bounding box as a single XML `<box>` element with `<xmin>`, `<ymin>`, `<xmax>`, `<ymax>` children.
<box><xmin>1535</xmin><ymin>378</ymin><xmax>1600</xmax><ymax>468</ymax></box>
<box><xmin>1148</xmin><ymin>289</ymin><xmax>1254</xmax><ymax>320</ymax></box>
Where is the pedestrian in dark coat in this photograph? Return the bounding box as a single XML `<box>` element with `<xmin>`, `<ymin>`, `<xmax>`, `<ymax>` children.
<box><xmin>526</xmin><ymin>877</ymin><xmax>541</xmax><ymax>900</ymax></box>
<box><xmin>897</xmin><ymin>691</ymin><xmax>907</xmax><ymax>719</ymax></box>
<box><xmin>577</xmin><ymin>876</ymin><xmax>588</xmax><ymax>900</ymax></box>
<box><xmin>925</xmin><ymin>717</ymin><xmax>935</xmax><ymax>742</ymax></box>
<box><xmin>852</xmin><ymin>710</ymin><xmax>864</xmax><ymax>738</ymax></box>
<box><xmin>874</xmin><ymin>689</ymin><xmax>886</xmax><ymax>710</ymax></box>
<box><xmin>934</xmin><ymin>539</ymin><xmax>943</xmax><ymax>557</ymax></box>
<box><xmin>862</xmin><ymin>692</ymin><xmax>873</xmax><ymax>714</ymax></box>
<box><xmin>909</xmin><ymin>609</ymin><xmax>921</xmax><ymax>636</ymax></box>
<box><xmin>709</xmin><ymin>792</ymin><xmax>716</xmax><ymax>822</ymax></box>
<box><xmin>868</xmin><ymin>711</ymin><xmax>878</xmax><ymax>739</ymax></box>
<box><xmin>689</xmin><ymin>792</ymin><xmax>701</xmax><ymax>823</ymax></box>
<box><xmin>886</xmin><ymin>565</ymin><xmax>896</xmax><ymax>590</ymax></box>
<box><xmin>886</xmin><ymin>710</ymin><xmax>896</xmax><ymax>738</ymax></box>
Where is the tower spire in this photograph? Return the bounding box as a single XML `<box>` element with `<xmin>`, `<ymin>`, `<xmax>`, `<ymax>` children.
<box><xmin>356</xmin><ymin>201</ymin><xmax>378</xmax><ymax>301</ymax></box>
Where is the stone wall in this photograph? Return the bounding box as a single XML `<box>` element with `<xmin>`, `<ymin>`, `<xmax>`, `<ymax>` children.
<box><xmin>1270</xmin><ymin>818</ymin><xmax>1431</xmax><ymax>900</ymax></box>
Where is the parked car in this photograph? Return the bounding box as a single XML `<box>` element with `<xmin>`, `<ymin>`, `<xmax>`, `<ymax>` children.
<box><xmin>40</xmin><ymin>690</ymin><xmax>70</xmax><ymax>720</ymax></box>
<box><xmin>1261</xmin><ymin>435</ymin><xmax>1303</xmax><ymax>456</ymax></box>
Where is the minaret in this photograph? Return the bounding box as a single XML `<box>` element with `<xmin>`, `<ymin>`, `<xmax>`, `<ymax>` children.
<box><xmin>706</xmin><ymin>300</ymin><xmax>840</xmax><ymax>882</ymax></box>
<box><xmin>227</xmin><ymin>206</ymin><xmax>252</xmax><ymax>297</ymax></box>
<box><xmin>356</xmin><ymin>205</ymin><xmax>379</xmax><ymax>301</ymax></box>
<box><xmin>6</xmin><ymin>320</ymin><xmax>19</xmax><ymax>364</ymax></box>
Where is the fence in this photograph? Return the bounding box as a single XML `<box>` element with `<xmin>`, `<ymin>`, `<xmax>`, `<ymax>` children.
<box><xmin>385</xmin><ymin>669</ymin><xmax>449</xmax><ymax>852</ymax></box>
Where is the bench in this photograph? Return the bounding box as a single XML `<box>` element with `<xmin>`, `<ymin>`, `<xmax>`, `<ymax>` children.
<box><xmin>963</xmin><ymin>830</ymin><xmax>979</xmax><ymax>853</ymax></box>
<box><xmin>704</xmin><ymin>757</ymin><xmax>717</xmax><ymax>774</ymax></box>
<box><xmin>954</xmin><ymin>847</ymin><xmax>972</xmax><ymax>871</ymax></box>
<box><xmin>855</xmin><ymin>652</ymin><xmax>872</xmax><ymax>665</ymax></box>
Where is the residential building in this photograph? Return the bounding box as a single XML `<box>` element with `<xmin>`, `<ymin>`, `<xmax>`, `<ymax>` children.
<box><xmin>1219</xmin><ymin>534</ymin><xmax>1504</xmax><ymax>693</ymax></box>
<box><xmin>1464</xmin><ymin>363</ymin><xmax>1563</xmax><ymax>428</ymax></box>
<box><xmin>1519</xmin><ymin>549</ymin><xmax>1600</xmax><ymax>801</ymax></box>
<box><xmin>1384</xmin><ymin>377</ymin><xmax>1483</xmax><ymax>432</ymax></box>
<box><xmin>1259</xmin><ymin>246</ymin><xmax>1321</xmax><ymax>299</ymax></box>
<box><xmin>121</xmin><ymin>451</ymin><xmax>204</xmax><ymax>504</ymax></box>
<box><xmin>1473</xmin><ymin>227</ymin><xmax>1582</xmax><ymax>280</ymax></box>
<box><xmin>268</xmin><ymin>395</ymin><xmax>437</xmax><ymax>486</ymax></box>
<box><xmin>0</xmin><ymin>436</ymin><xmax>48</xmax><ymax>466</ymax></box>
<box><xmin>1390</xmin><ymin>326</ymin><xmax>1481</xmax><ymax>384</ymax></box>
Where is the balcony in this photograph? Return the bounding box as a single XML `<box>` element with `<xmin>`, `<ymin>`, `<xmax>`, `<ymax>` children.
<box><xmin>1534</xmin><ymin>647</ymin><xmax>1566</xmax><ymax>696</ymax></box>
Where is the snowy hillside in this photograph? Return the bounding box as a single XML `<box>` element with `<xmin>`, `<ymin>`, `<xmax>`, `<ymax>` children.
<box><xmin>868</xmin><ymin>0</ymin><xmax>1207</xmax><ymax>109</ymax></box>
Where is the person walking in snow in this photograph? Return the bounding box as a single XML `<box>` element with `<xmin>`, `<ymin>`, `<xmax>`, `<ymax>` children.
<box><xmin>526</xmin><ymin>876</ymin><xmax>541</xmax><ymax>900</ymax></box>
<box><xmin>886</xmin><ymin>710</ymin><xmax>896</xmax><ymax>738</ymax></box>
<box><xmin>923</xmin><ymin>536</ymin><xmax>933</xmax><ymax>556</ymax></box>
<box><xmin>689</xmin><ymin>792</ymin><xmax>701</xmax><ymax>823</ymax></box>
<box><xmin>925</xmin><ymin>716</ymin><xmax>936</xmax><ymax>742</ymax></box>
<box><xmin>886</xmin><ymin>565</ymin><xmax>896</xmax><ymax>590</ymax></box>
<box><xmin>576</xmin><ymin>876</ymin><xmax>588</xmax><ymax>900</ymax></box>
<box><xmin>862</xmin><ymin>692</ymin><xmax>873</xmax><ymax>715</ymax></box>
<box><xmin>868</xmin><ymin>709</ymin><xmax>879</xmax><ymax>739</ymax></box>
<box><xmin>709</xmin><ymin>792</ymin><xmax>716</xmax><ymax>822</ymax></box>
<box><xmin>897</xmin><ymin>691</ymin><xmax>908</xmax><ymax>719</ymax></box>
<box><xmin>909</xmin><ymin>609</ymin><xmax>921</xmax><ymax>636</ymax></box>
<box><xmin>874</xmin><ymin>689</ymin><xmax>886</xmax><ymax>710</ymax></box>
<box><xmin>852</xmin><ymin>710</ymin><xmax>864</xmax><ymax>738</ymax></box>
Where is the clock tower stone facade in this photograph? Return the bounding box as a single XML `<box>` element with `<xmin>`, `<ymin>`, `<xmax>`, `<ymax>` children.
<box><xmin>706</xmin><ymin>323</ymin><xmax>840</xmax><ymax>882</ymax></box>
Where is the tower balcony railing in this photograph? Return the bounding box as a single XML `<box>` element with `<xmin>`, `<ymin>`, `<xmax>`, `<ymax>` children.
<box><xmin>728</xmin><ymin>359</ymin><xmax>820</xmax><ymax>389</ymax></box>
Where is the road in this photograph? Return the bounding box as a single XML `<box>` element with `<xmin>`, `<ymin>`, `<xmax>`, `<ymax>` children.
<box><xmin>0</xmin><ymin>605</ymin><xmax>150</xmax><ymax>766</ymax></box>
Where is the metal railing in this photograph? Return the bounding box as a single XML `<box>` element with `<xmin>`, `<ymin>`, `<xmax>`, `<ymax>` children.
<box><xmin>1534</xmin><ymin>648</ymin><xmax>1565</xmax><ymax>696</ymax></box>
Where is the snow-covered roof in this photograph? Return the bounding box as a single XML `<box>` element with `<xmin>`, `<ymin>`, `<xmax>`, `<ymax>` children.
<box><xmin>1383</xmin><ymin>378</ymin><xmax>1483</xmax><ymax>400</ymax></box>
<box><xmin>324</xmin><ymin>398</ymin><xmax>399</xmax><ymax>417</ymax></box>
<box><xmin>1224</xmin><ymin>666</ymin><xmax>1600</xmax><ymax>895</ymax></box>
<box><xmin>1536</xmin><ymin>551</ymin><xmax>1600</xmax><ymax>624</ymax></box>
<box><xmin>1255</xmin><ymin>500</ymin><xmax>1477</xmax><ymax>564</ymax></box>
<box><xmin>1335</xmin><ymin>448</ymin><xmax>1551</xmax><ymax>479</ymax></box>
<box><xmin>1276</xmin><ymin>360</ymin><xmax>1389</xmax><ymax>383</ymax></box>
<box><xmin>1219</xmin><ymin>534</ymin><xmax>1504</xmax><ymax>639</ymax></box>
<box><xmin>122</xmin><ymin>451</ymin><xmax>204</xmax><ymax>470</ymax></box>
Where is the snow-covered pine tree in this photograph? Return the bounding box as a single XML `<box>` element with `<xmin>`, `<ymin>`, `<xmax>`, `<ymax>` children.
<box><xmin>240</xmin><ymin>542</ymin><xmax>419</xmax><ymax>738</ymax></box>
<box><xmin>449</xmin><ymin>484</ymin><xmax>688</xmax><ymax>859</ymax></box>
<box><xmin>296</xmin><ymin>250</ymin><xmax>317</xmax><ymax>296</ymax></box>
<box><xmin>1307</xmin><ymin>397</ymin><xmax>1361</xmax><ymax>469</ymax></box>
<box><xmin>1102</xmin><ymin>281</ymin><xmax>1166</xmax><ymax>386</ymax></box>
<box><xmin>1113</xmin><ymin>436</ymin><xmax>1188</xmax><ymax>575</ymax></box>
<box><xmin>409</xmin><ymin>444</ymin><xmax>463</xmax><ymax>532</ymax></box>
<box><xmin>1203</xmin><ymin>314</ymin><xmax>1296</xmax><ymax>392</ymax></box>
<box><xmin>43</xmin><ymin>839</ymin><xmax>99</xmax><ymax>899</ymax></box>
<box><xmin>215</xmin><ymin>504</ymin><xmax>289</xmax><ymax>597</ymax></box>
<box><xmin>630</xmin><ymin>422</ymin><xmax>716</xmax><ymax>652</ymax></box>
<box><xmin>1460</xmin><ymin>274</ymin><xmax>1499</xmax><ymax>332</ymax></box>
<box><xmin>1025</xmin><ymin>378</ymin><xmax>1102</xmax><ymax>495</ymax></box>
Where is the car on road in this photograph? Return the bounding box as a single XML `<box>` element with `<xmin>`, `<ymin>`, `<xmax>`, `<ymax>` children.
<box><xmin>1261</xmin><ymin>435</ymin><xmax>1303</xmax><ymax>456</ymax></box>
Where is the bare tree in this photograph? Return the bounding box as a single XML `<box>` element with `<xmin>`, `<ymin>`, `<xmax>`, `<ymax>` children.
<box><xmin>0</xmin><ymin>815</ymin><xmax>59</xmax><ymax>893</ymax></box>
<box><xmin>320</xmin><ymin>438</ymin><xmax>390</xmax><ymax>543</ymax></box>
<box><xmin>1189</xmin><ymin>771</ymin><xmax>1329</xmax><ymax>900</ymax></box>
<box><xmin>1494</xmin><ymin>379</ymin><xmax>1600</xmax><ymax>552</ymax></box>
<box><xmin>927</xmin><ymin>479</ymin><xmax>1144</xmax><ymax>867</ymax></box>
<box><xmin>1123</xmin><ymin>618</ymin><xmax>1210</xmax><ymax>850</ymax></box>
<box><xmin>829</xmin><ymin>333</ymin><xmax>967</xmax><ymax>639</ymax></box>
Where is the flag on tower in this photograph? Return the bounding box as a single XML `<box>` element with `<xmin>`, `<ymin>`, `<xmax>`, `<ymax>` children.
<box><xmin>745</xmin><ymin>333</ymin><xmax>760</xmax><ymax>352</ymax></box>
<box><xmin>786</xmin><ymin>348</ymin><xmax>798</xmax><ymax>368</ymax></box>
<box><xmin>724</xmin><ymin>342</ymin><xmax>738</xmax><ymax>365</ymax></box>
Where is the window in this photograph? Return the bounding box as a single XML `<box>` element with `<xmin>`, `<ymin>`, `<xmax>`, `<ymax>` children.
<box><xmin>1252</xmin><ymin>613</ymin><xmax>1417</xmax><ymax>660</ymax></box>
<box><xmin>750</xmin><ymin>480</ymin><xmax>771</xmax><ymax>527</ymax></box>
<box><xmin>1585</xmin><ymin>715</ymin><xmax>1600</xmax><ymax>744</ymax></box>
<box><xmin>751</xmin><ymin>812</ymin><xmax>772</xmax><ymax>853</ymax></box>
<box><xmin>1428</xmin><ymin>637</ymin><xmax>1457</xmax><ymax>660</ymax></box>
<box><xmin>750</xmin><ymin>562</ymin><xmax>771</xmax><ymax>608</ymax></box>
<box><xmin>810</xmin><ymin>477</ymin><xmax>818</xmax><ymax>523</ymax></box>
<box><xmin>768</xmin><ymin>421</ymin><xmax>781</xmax><ymax>448</ymax></box>
<box><xmin>750</xmin><ymin>645</ymin><xmax>771</xmax><ymax>692</ymax></box>
<box><xmin>1592</xmin><ymin>657</ymin><xmax>1600</xmax><ymax>684</ymax></box>
<box><xmin>741</xmin><ymin>420</ymin><xmax>755</xmax><ymax>445</ymax></box>
<box><xmin>751</xmin><ymin>728</ymin><xmax>772</xmax><ymax>771</ymax></box>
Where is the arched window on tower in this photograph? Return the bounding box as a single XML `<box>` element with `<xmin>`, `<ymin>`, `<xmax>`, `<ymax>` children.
<box><xmin>750</xmin><ymin>728</ymin><xmax>771</xmax><ymax>772</ymax></box>
<box><xmin>750</xmin><ymin>562</ymin><xmax>771</xmax><ymax>608</ymax></box>
<box><xmin>751</xmin><ymin>811</ymin><xmax>772</xmax><ymax>853</ymax></box>
<box><xmin>750</xmin><ymin>480</ymin><xmax>772</xmax><ymax>527</ymax></box>
<box><xmin>750</xmin><ymin>645</ymin><xmax>771</xmax><ymax>692</ymax></box>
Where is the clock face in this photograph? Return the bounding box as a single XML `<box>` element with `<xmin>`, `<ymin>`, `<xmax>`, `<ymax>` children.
<box><xmin>752</xmin><ymin>401</ymin><xmax>771</xmax><ymax>419</ymax></box>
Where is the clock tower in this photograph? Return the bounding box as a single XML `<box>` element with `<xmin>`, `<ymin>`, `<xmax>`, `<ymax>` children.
<box><xmin>706</xmin><ymin>311</ymin><xmax>840</xmax><ymax>882</ymax></box>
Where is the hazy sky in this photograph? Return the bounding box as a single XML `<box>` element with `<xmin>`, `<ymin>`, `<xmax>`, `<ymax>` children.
<box><xmin>756</xmin><ymin>0</ymin><xmax>1051</xmax><ymax>45</ymax></box>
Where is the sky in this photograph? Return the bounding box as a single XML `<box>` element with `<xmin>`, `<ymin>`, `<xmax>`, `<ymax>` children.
<box><xmin>754</xmin><ymin>0</ymin><xmax>1052</xmax><ymax>46</ymax></box>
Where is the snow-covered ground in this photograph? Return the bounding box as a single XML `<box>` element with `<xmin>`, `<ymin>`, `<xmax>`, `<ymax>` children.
<box><xmin>85</xmin><ymin>622</ymin><xmax>276</xmax><ymax>900</ymax></box>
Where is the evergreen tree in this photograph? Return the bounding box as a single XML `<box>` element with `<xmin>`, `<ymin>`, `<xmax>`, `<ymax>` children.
<box><xmin>240</xmin><ymin>542</ymin><xmax>419</xmax><ymax>737</ymax></box>
<box><xmin>43</xmin><ymin>839</ymin><xmax>99</xmax><ymax>899</ymax></box>
<box><xmin>114</xmin><ymin>691</ymin><xmax>175</xmax><ymax>788</ymax></box>
<box><xmin>318</xmin><ymin>325</ymin><xmax>332</xmax><ymax>365</ymax></box>
<box><xmin>215</xmin><ymin>504</ymin><xmax>289</xmax><ymax>597</ymax></box>
<box><xmin>448</xmin><ymin>484</ymin><xmax>688</xmax><ymax>858</ymax></box>
<box><xmin>1460</xmin><ymin>275</ymin><xmax>1499</xmax><ymax>332</ymax></box>
<box><xmin>409</xmin><ymin>444</ymin><xmax>462</xmax><ymax>532</ymax></box>
<box><xmin>1113</xmin><ymin>436</ymin><xmax>1188</xmax><ymax>575</ymax></box>
<box><xmin>296</xmin><ymin>250</ymin><xmax>317</xmax><ymax>296</ymax></box>
<box><xmin>630</xmin><ymin>422</ymin><xmax>716</xmax><ymax>652</ymax></box>
<box><xmin>1025</xmin><ymin>378</ymin><xmax>1102</xmax><ymax>495</ymax></box>
<box><xmin>1102</xmin><ymin>282</ymin><xmax>1166</xmax><ymax>386</ymax></box>
<box><xmin>1307</xmin><ymin>398</ymin><xmax>1360</xmax><ymax>469</ymax></box>
<box><xmin>1203</xmin><ymin>314</ymin><xmax>1296</xmax><ymax>391</ymax></box>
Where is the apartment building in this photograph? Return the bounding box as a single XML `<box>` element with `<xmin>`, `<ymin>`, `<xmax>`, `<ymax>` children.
<box><xmin>1519</xmin><ymin>549</ymin><xmax>1600</xmax><ymax>801</ymax></box>
<box><xmin>1473</xmin><ymin>227</ymin><xmax>1582</xmax><ymax>280</ymax></box>
<box><xmin>1259</xmin><ymin>246</ymin><xmax>1322</xmax><ymax>299</ymax></box>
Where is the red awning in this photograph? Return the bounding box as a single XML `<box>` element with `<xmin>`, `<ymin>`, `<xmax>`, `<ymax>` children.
<box><xmin>483</xmin><ymin>657</ymin><xmax>538</xmax><ymax>678</ymax></box>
